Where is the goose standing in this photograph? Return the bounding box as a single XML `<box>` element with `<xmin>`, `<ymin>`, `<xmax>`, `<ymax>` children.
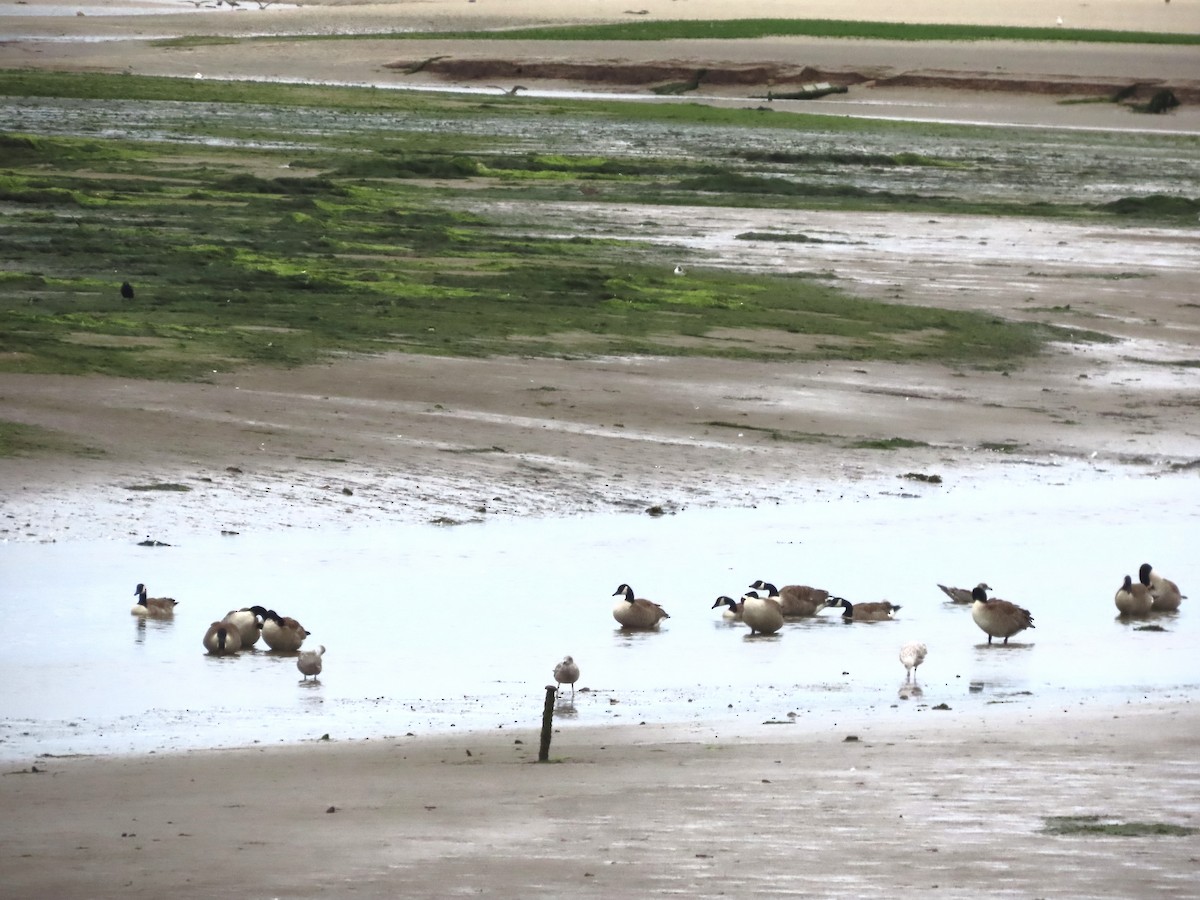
<box><xmin>1139</xmin><ymin>563</ymin><xmax>1183</xmax><ymax>612</ymax></box>
<box><xmin>823</xmin><ymin>597</ymin><xmax>900</xmax><ymax>622</ymax></box>
<box><xmin>1114</xmin><ymin>575</ymin><xmax>1153</xmax><ymax>616</ymax></box>
<box><xmin>741</xmin><ymin>590</ymin><xmax>784</xmax><ymax>635</ymax></box>
<box><xmin>937</xmin><ymin>582</ymin><xmax>992</xmax><ymax>605</ymax></box>
<box><xmin>712</xmin><ymin>595</ymin><xmax>744</xmax><ymax>621</ymax></box>
<box><xmin>553</xmin><ymin>655</ymin><xmax>580</xmax><ymax>698</ymax></box>
<box><xmin>297</xmin><ymin>645</ymin><xmax>325</xmax><ymax>682</ymax></box>
<box><xmin>748</xmin><ymin>579</ymin><xmax>829</xmax><ymax>617</ymax></box>
<box><xmin>260</xmin><ymin>609</ymin><xmax>310</xmax><ymax>652</ymax></box>
<box><xmin>899</xmin><ymin>641</ymin><xmax>927</xmax><ymax>681</ymax></box>
<box><xmin>203</xmin><ymin>620</ymin><xmax>242</xmax><ymax>655</ymax></box>
<box><xmin>611</xmin><ymin>584</ymin><xmax>670</xmax><ymax>630</ymax></box>
<box><xmin>222</xmin><ymin>605</ymin><xmax>269</xmax><ymax>648</ymax></box>
<box><xmin>970</xmin><ymin>586</ymin><xmax>1035</xmax><ymax>645</ymax></box>
<box><xmin>131</xmin><ymin>583</ymin><xmax>178</xmax><ymax>618</ymax></box>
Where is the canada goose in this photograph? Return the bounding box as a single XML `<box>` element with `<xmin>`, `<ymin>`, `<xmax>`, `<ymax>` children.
<box><xmin>823</xmin><ymin>597</ymin><xmax>900</xmax><ymax>622</ymax></box>
<box><xmin>260</xmin><ymin>609</ymin><xmax>310</xmax><ymax>652</ymax></box>
<box><xmin>553</xmin><ymin>655</ymin><xmax>580</xmax><ymax>698</ymax></box>
<box><xmin>131</xmin><ymin>583</ymin><xmax>177</xmax><ymax>618</ymax></box>
<box><xmin>203</xmin><ymin>620</ymin><xmax>242</xmax><ymax>655</ymax></box>
<box><xmin>297</xmin><ymin>645</ymin><xmax>325</xmax><ymax>681</ymax></box>
<box><xmin>741</xmin><ymin>590</ymin><xmax>784</xmax><ymax>635</ymax></box>
<box><xmin>1115</xmin><ymin>575</ymin><xmax>1153</xmax><ymax>616</ymax></box>
<box><xmin>899</xmin><ymin>641</ymin><xmax>927</xmax><ymax>681</ymax></box>
<box><xmin>1139</xmin><ymin>563</ymin><xmax>1183</xmax><ymax>612</ymax></box>
<box><xmin>970</xmin><ymin>586</ymin><xmax>1035</xmax><ymax>644</ymax></box>
<box><xmin>222</xmin><ymin>605</ymin><xmax>269</xmax><ymax>648</ymax></box>
<box><xmin>712</xmin><ymin>595</ymin><xmax>743</xmax><ymax>621</ymax></box>
<box><xmin>748</xmin><ymin>579</ymin><xmax>829</xmax><ymax>617</ymax></box>
<box><xmin>938</xmin><ymin>582</ymin><xmax>992</xmax><ymax>604</ymax></box>
<box><xmin>611</xmin><ymin>584</ymin><xmax>670</xmax><ymax>630</ymax></box>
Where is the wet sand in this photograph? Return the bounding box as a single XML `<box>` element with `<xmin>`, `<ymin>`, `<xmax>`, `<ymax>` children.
<box><xmin>3</xmin><ymin>205</ymin><xmax>1199</xmax><ymax>542</ymax></box>
<box><xmin>4</xmin><ymin>705</ymin><xmax>1199</xmax><ymax>898</ymax></box>
<box><xmin>2</xmin><ymin>2</ymin><xmax>1199</xmax><ymax>896</ymax></box>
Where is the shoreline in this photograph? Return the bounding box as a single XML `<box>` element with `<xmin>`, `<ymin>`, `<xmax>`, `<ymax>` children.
<box><xmin>3</xmin><ymin>700</ymin><xmax>1197</xmax><ymax>898</ymax></box>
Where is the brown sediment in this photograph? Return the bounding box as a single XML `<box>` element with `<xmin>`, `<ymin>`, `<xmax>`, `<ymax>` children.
<box><xmin>384</xmin><ymin>56</ymin><xmax>1200</xmax><ymax>103</ymax></box>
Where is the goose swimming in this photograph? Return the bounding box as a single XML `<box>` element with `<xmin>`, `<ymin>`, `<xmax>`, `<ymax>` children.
<box><xmin>611</xmin><ymin>584</ymin><xmax>670</xmax><ymax>630</ymax></box>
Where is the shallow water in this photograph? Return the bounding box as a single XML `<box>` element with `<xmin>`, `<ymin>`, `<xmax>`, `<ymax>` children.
<box><xmin>1</xmin><ymin>463</ymin><xmax>1196</xmax><ymax>760</ymax></box>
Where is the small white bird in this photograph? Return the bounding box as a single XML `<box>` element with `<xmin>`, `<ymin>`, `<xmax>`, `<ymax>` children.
<box><xmin>297</xmin><ymin>645</ymin><xmax>325</xmax><ymax>681</ymax></box>
<box><xmin>553</xmin><ymin>655</ymin><xmax>580</xmax><ymax>698</ymax></box>
<box><xmin>900</xmin><ymin>641</ymin><xmax>928</xmax><ymax>681</ymax></box>
<box><xmin>673</xmin><ymin>265</ymin><xmax>685</xmax><ymax>276</ymax></box>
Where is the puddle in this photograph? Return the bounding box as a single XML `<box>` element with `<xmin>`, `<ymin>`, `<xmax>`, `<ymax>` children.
<box><xmin>1</xmin><ymin>468</ymin><xmax>1195</xmax><ymax>760</ymax></box>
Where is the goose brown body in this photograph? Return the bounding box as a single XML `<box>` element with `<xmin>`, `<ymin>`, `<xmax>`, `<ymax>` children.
<box><xmin>611</xmin><ymin>584</ymin><xmax>670</xmax><ymax>630</ymax></box>
<box><xmin>1115</xmin><ymin>575</ymin><xmax>1153</xmax><ymax>616</ymax></box>
<box><xmin>203</xmin><ymin>620</ymin><xmax>242</xmax><ymax>655</ymax></box>
<box><xmin>1139</xmin><ymin>563</ymin><xmax>1183</xmax><ymax>612</ymax></box>
<box><xmin>222</xmin><ymin>605</ymin><xmax>268</xmax><ymax>648</ymax></box>
<box><xmin>824</xmin><ymin>597</ymin><xmax>900</xmax><ymax>622</ymax></box>
<box><xmin>741</xmin><ymin>591</ymin><xmax>784</xmax><ymax>635</ymax></box>
<box><xmin>260</xmin><ymin>609</ymin><xmax>309</xmax><ymax>652</ymax></box>
<box><xmin>970</xmin><ymin>586</ymin><xmax>1035</xmax><ymax>644</ymax></box>
<box><xmin>131</xmin><ymin>583</ymin><xmax>177</xmax><ymax>618</ymax></box>
<box><xmin>748</xmin><ymin>579</ymin><xmax>829</xmax><ymax>617</ymax></box>
<box><xmin>938</xmin><ymin>582</ymin><xmax>992</xmax><ymax>604</ymax></box>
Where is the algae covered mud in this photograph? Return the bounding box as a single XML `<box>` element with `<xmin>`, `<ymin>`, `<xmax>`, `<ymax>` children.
<box><xmin>2</xmin><ymin>69</ymin><xmax>1199</xmax><ymax>384</ymax></box>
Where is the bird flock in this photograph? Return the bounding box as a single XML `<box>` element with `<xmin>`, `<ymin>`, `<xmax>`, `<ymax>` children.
<box><xmin>131</xmin><ymin>584</ymin><xmax>321</xmax><ymax>682</ymax></box>
<box><xmin>550</xmin><ymin>563</ymin><xmax>1185</xmax><ymax>698</ymax></box>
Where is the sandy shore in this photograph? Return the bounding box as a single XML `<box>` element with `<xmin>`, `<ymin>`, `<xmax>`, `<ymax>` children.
<box><xmin>3</xmin><ymin>703</ymin><xmax>1198</xmax><ymax>898</ymax></box>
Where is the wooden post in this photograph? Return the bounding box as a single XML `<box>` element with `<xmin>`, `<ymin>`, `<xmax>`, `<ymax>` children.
<box><xmin>538</xmin><ymin>685</ymin><xmax>557</xmax><ymax>762</ymax></box>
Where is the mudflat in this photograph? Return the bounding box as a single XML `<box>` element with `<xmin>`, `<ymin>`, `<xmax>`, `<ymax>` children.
<box><xmin>2</xmin><ymin>3</ymin><xmax>1198</xmax><ymax>897</ymax></box>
